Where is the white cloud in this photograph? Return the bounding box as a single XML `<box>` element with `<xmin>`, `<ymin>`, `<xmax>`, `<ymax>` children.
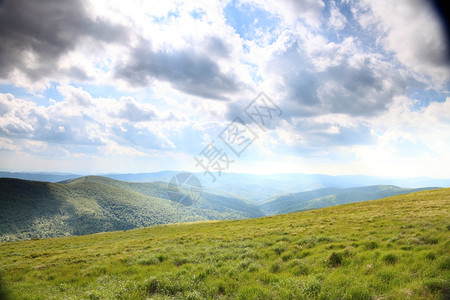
<box><xmin>242</xmin><ymin>0</ymin><xmax>325</xmax><ymax>28</ymax></box>
<box><xmin>226</xmin><ymin>93</ymin><xmax>450</xmax><ymax>177</ymax></box>
<box><xmin>327</xmin><ymin>0</ymin><xmax>346</xmax><ymax>30</ymax></box>
<box><xmin>0</xmin><ymin>89</ymin><xmax>185</xmax><ymax>153</ymax></box>
<box><xmin>356</xmin><ymin>0</ymin><xmax>449</xmax><ymax>85</ymax></box>
<box><xmin>0</xmin><ymin>0</ymin><xmax>448</xmax><ymax>177</ymax></box>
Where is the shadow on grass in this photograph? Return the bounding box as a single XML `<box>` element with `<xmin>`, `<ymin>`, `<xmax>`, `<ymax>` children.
<box><xmin>0</xmin><ymin>273</ymin><xmax>10</xmax><ymax>300</ymax></box>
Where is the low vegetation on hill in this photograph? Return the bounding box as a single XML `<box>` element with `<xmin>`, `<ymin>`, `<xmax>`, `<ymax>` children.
<box><xmin>0</xmin><ymin>189</ymin><xmax>448</xmax><ymax>299</ymax></box>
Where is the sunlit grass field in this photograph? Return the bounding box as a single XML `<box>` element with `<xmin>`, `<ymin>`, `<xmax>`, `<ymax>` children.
<box><xmin>1</xmin><ymin>189</ymin><xmax>449</xmax><ymax>299</ymax></box>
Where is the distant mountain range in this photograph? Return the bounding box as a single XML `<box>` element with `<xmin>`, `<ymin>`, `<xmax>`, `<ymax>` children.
<box><xmin>1</xmin><ymin>171</ymin><xmax>449</xmax><ymax>203</ymax></box>
<box><xmin>0</xmin><ymin>173</ymin><xmax>444</xmax><ymax>242</ymax></box>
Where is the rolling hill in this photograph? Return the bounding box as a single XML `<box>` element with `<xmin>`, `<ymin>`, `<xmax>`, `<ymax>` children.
<box><xmin>0</xmin><ymin>177</ymin><xmax>264</xmax><ymax>242</ymax></box>
<box><xmin>0</xmin><ymin>188</ymin><xmax>448</xmax><ymax>299</ymax></box>
<box><xmin>62</xmin><ymin>176</ymin><xmax>263</xmax><ymax>219</ymax></box>
<box><xmin>2</xmin><ymin>171</ymin><xmax>450</xmax><ymax>203</ymax></box>
<box><xmin>259</xmin><ymin>185</ymin><xmax>439</xmax><ymax>215</ymax></box>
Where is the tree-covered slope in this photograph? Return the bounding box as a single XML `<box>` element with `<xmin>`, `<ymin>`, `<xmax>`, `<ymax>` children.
<box><xmin>61</xmin><ymin>176</ymin><xmax>264</xmax><ymax>219</ymax></box>
<box><xmin>0</xmin><ymin>177</ymin><xmax>263</xmax><ymax>242</ymax></box>
<box><xmin>0</xmin><ymin>178</ymin><xmax>196</xmax><ymax>241</ymax></box>
<box><xmin>60</xmin><ymin>176</ymin><xmax>173</xmax><ymax>200</ymax></box>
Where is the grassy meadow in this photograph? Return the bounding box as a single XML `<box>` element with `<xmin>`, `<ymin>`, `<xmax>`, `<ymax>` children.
<box><xmin>0</xmin><ymin>188</ymin><xmax>449</xmax><ymax>299</ymax></box>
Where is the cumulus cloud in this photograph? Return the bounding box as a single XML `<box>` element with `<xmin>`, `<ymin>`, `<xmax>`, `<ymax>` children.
<box><xmin>114</xmin><ymin>39</ymin><xmax>244</xmax><ymax>100</ymax></box>
<box><xmin>0</xmin><ymin>0</ymin><xmax>247</xmax><ymax>99</ymax></box>
<box><xmin>288</xmin><ymin>117</ymin><xmax>375</xmax><ymax>149</ymax></box>
<box><xmin>266</xmin><ymin>32</ymin><xmax>411</xmax><ymax>119</ymax></box>
<box><xmin>0</xmin><ymin>0</ymin><xmax>127</xmax><ymax>83</ymax></box>
<box><xmin>355</xmin><ymin>0</ymin><xmax>449</xmax><ymax>83</ymax></box>
<box><xmin>243</xmin><ymin>0</ymin><xmax>325</xmax><ymax>27</ymax></box>
<box><xmin>0</xmin><ymin>0</ymin><xmax>448</xmax><ymax>176</ymax></box>
<box><xmin>327</xmin><ymin>0</ymin><xmax>346</xmax><ymax>30</ymax></box>
<box><xmin>0</xmin><ymin>88</ymin><xmax>181</xmax><ymax>153</ymax></box>
<box><xmin>117</xmin><ymin>97</ymin><xmax>156</xmax><ymax>122</ymax></box>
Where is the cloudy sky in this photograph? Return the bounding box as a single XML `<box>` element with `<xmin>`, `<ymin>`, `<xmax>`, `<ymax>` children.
<box><xmin>0</xmin><ymin>0</ymin><xmax>449</xmax><ymax>178</ymax></box>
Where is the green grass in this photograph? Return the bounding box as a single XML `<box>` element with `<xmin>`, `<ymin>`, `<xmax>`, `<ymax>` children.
<box><xmin>0</xmin><ymin>188</ymin><xmax>449</xmax><ymax>299</ymax></box>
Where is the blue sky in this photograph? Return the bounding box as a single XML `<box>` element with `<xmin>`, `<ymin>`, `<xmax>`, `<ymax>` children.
<box><xmin>0</xmin><ymin>0</ymin><xmax>449</xmax><ymax>178</ymax></box>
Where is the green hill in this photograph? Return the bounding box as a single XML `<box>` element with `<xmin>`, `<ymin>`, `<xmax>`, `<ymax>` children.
<box><xmin>259</xmin><ymin>185</ymin><xmax>438</xmax><ymax>215</ymax></box>
<box><xmin>0</xmin><ymin>188</ymin><xmax>449</xmax><ymax>299</ymax></box>
<box><xmin>0</xmin><ymin>177</ymin><xmax>264</xmax><ymax>242</ymax></box>
<box><xmin>60</xmin><ymin>176</ymin><xmax>262</xmax><ymax>218</ymax></box>
<box><xmin>59</xmin><ymin>176</ymin><xmax>172</xmax><ymax>199</ymax></box>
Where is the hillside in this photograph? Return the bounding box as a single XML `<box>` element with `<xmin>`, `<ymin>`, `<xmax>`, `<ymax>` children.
<box><xmin>60</xmin><ymin>176</ymin><xmax>263</xmax><ymax>219</ymax></box>
<box><xmin>259</xmin><ymin>185</ymin><xmax>439</xmax><ymax>215</ymax></box>
<box><xmin>3</xmin><ymin>171</ymin><xmax>450</xmax><ymax>202</ymax></box>
<box><xmin>0</xmin><ymin>188</ymin><xmax>448</xmax><ymax>299</ymax></box>
<box><xmin>0</xmin><ymin>177</ymin><xmax>264</xmax><ymax>242</ymax></box>
<box><xmin>59</xmin><ymin>176</ymin><xmax>184</xmax><ymax>201</ymax></box>
<box><xmin>0</xmin><ymin>176</ymin><xmax>442</xmax><ymax>242</ymax></box>
<box><xmin>60</xmin><ymin>176</ymin><xmax>261</xmax><ymax>216</ymax></box>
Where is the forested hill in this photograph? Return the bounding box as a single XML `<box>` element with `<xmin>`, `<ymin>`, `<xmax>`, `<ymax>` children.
<box><xmin>0</xmin><ymin>177</ymin><xmax>263</xmax><ymax>242</ymax></box>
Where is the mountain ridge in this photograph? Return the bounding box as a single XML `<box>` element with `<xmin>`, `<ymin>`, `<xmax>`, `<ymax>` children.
<box><xmin>2</xmin><ymin>171</ymin><xmax>449</xmax><ymax>203</ymax></box>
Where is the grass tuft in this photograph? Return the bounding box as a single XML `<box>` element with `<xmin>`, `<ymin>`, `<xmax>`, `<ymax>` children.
<box><xmin>382</xmin><ymin>253</ymin><xmax>398</xmax><ymax>265</ymax></box>
<box><xmin>327</xmin><ymin>252</ymin><xmax>344</xmax><ymax>267</ymax></box>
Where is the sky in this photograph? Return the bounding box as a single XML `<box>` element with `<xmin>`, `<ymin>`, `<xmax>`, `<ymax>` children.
<box><xmin>0</xmin><ymin>0</ymin><xmax>449</xmax><ymax>178</ymax></box>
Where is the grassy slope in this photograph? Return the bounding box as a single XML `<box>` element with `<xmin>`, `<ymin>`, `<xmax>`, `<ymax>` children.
<box><xmin>0</xmin><ymin>188</ymin><xmax>449</xmax><ymax>299</ymax></box>
<box><xmin>259</xmin><ymin>185</ymin><xmax>438</xmax><ymax>215</ymax></box>
<box><xmin>0</xmin><ymin>177</ymin><xmax>263</xmax><ymax>242</ymax></box>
